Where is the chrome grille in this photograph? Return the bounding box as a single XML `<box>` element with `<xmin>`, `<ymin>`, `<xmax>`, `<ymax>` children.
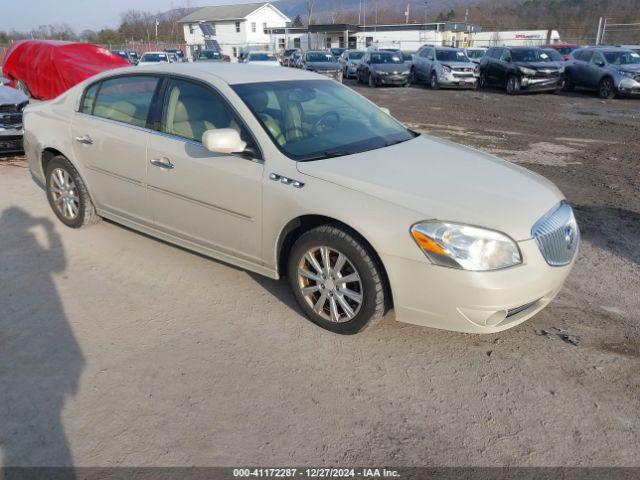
<box><xmin>531</xmin><ymin>202</ymin><xmax>579</xmax><ymax>266</ymax></box>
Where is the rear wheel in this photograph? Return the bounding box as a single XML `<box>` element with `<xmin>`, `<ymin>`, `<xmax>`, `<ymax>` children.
<box><xmin>598</xmin><ymin>77</ymin><xmax>615</xmax><ymax>99</ymax></box>
<box><xmin>563</xmin><ymin>73</ymin><xmax>575</xmax><ymax>91</ymax></box>
<box><xmin>288</xmin><ymin>225</ymin><xmax>387</xmax><ymax>334</ymax></box>
<box><xmin>45</xmin><ymin>156</ymin><xmax>99</xmax><ymax>229</ymax></box>
<box><xmin>506</xmin><ymin>75</ymin><xmax>521</xmax><ymax>95</ymax></box>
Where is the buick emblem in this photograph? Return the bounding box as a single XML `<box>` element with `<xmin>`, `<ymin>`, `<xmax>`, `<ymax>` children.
<box><xmin>564</xmin><ymin>226</ymin><xmax>575</xmax><ymax>250</ymax></box>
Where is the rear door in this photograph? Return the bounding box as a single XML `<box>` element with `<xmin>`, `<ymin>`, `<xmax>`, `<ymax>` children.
<box><xmin>587</xmin><ymin>51</ymin><xmax>606</xmax><ymax>88</ymax></box>
<box><xmin>145</xmin><ymin>76</ymin><xmax>264</xmax><ymax>263</ymax></box>
<box><xmin>572</xmin><ymin>50</ymin><xmax>593</xmax><ymax>87</ymax></box>
<box><xmin>71</xmin><ymin>75</ymin><xmax>161</xmax><ymax>224</ymax></box>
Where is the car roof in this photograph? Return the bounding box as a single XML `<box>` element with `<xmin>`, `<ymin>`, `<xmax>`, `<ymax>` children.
<box><xmin>435</xmin><ymin>46</ymin><xmax>462</xmax><ymax>50</ymax></box>
<box><xmin>127</xmin><ymin>63</ymin><xmax>328</xmax><ymax>85</ymax></box>
<box><xmin>142</xmin><ymin>51</ymin><xmax>167</xmax><ymax>55</ymax></box>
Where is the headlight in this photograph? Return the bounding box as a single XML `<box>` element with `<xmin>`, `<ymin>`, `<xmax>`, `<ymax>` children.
<box><xmin>402</xmin><ymin>70</ymin><xmax>410</xmax><ymax>75</ymax></box>
<box><xmin>619</xmin><ymin>70</ymin><xmax>634</xmax><ymax>78</ymax></box>
<box><xmin>410</xmin><ymin>221</ymin><xmax>522</xmax><ymax>271</ymax></box>
<box><xmin>519</xmin><ymin>66</ymin><xmax>537</xmax><ymax>76</ymax></box>
<box><xmin>441</xmin><ymin>65</ymin><xmax>452</xmax><ymax>73</ymax></box>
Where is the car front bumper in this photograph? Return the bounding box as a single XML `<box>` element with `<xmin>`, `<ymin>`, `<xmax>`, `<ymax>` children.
<box><xmin>375</xmin><ymin>74</ymin><xmax>409</xmax><ymax>85</ymax></box>
<box><xmin>617</xmin><ymin>77</ymin><xmax>640</xmax><ymax>96</ymax></box>
<box><xmin>439</xmin><ymin>74</ymin><xmax>478</xmax><ymax>88</ymax></box>
<box><xmin>0</xmin><ymin>126</ymin><xmax>24</xmax><ymax>153</ymax></box>
<box><xmin>383</xmin><ymin>238</ymin><xmax>576</xmax><ymax>333</ymax></box>
<box><xmin>520</xmin><ymin>76</ymin><xmax>562</xmax><ymax>91</ymax></box>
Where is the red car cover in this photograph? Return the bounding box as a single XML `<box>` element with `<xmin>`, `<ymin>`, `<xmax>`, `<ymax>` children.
<box><xmin>2</xmin><ymin>40</ymin><xmax>129</xmax><ymax>100</ymax></box>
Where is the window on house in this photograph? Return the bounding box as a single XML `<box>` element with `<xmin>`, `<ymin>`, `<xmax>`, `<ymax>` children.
<box><xmin>189</xmin><ymin>24</ymin><xmax>194</xmax><ymax>34</ymax></box>
<box><xmin>235</xmin><ymin>21</ymin><xmax>241</xmax><ymax>33</ymax></box>
<box><xmin>294</xmin><ymin>38</ymin><xmax>301</xmax><ymax>48</ymax></box>
<box><xmin>251</xmin><ymin>22</ymin><xmax>256</xmax><ymax>33</ymax></box>
<box><xmin>263</xmin><ymin>22</ymin><xmax>267</xmax><ymax>32</ymax></box>
<box><xmin>232</xmin><ymin>47</ymin><xmax>238</xmax><ymax>57</ymax></box>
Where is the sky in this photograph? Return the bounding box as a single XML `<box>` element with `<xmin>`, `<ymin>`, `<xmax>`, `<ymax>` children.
<box><xmin>0</xmin><ymin>0</ymin><xmax>254</xmax><ymax>33</ymax></box>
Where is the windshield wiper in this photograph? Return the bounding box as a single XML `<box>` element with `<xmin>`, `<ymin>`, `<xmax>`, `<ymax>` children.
<box><xmin>302</xmin><ymin>150</ymin><xmax>352</xmax><ymax>161</ymax></box>
<box><xmin>384</xmin><ymin>138</ymin><xmax>412</xmax><ymax>147</ymax></box>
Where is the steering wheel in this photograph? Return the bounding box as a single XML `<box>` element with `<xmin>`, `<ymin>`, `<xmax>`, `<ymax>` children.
<box><xmin>311</xmin><ymin>112</ymin><xmax>341</xmax><ymax>136</ymax></box>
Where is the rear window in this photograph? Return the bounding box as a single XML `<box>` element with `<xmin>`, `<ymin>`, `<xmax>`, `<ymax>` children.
<box><xmin>92</xmin><ymin>76</ymin><xmax>159</xmax><ymax>127</ymax></box>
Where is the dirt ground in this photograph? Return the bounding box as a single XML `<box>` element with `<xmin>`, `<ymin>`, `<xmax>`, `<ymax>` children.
<box><xmin>0</xmin><ymin>84</ymin><xmax>639</xmax><ymax>468</ymax></box>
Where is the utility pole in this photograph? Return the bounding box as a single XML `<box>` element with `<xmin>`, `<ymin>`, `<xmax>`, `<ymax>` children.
<box><xmin>601</xmin><ymin>17</ymin><xmax>608</xmax><ymax>44</ymax></box>
<box><xmin>424</xmin><ymin>2</ymin><xmax>428</xmax><ymax>25</ymax></box>
<box><xmin>596</xmin><ymin>16</ymin><xmax>603</xmax><ymax>45</ymax></box>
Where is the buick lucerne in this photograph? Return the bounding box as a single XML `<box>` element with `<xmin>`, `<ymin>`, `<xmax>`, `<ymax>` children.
<box><xmin>23</xmin><ymin>64</ymin><xmax>579</xmax><ymax>334</ymax></box>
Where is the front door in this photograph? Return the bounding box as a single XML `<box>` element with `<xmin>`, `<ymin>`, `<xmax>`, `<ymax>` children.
<box><xmin>146</xmin><ymin>77</ymin><xmax>264</xmax><ymax>263</ymax></box>
<box><xmin>71</xmin><ymin>75</ymin><xmax>161</xmax><ymax>225</ymax></box>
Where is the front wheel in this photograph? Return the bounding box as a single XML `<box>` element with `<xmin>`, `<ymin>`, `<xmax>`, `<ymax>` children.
<box><xmin>430</xmin><ymin>72</ymin><xmax>440</xmax><ymax>90</ymax></box>
<box><xmin>598</xmin><ymin>77</ymin><xmax>615</xmax><ymax>99</ymax></box>
<box><xmin>45</xmin><ymin>156</ymin><xmax>99</xmax><ymax>229</ymax></box>
<box><xmin>479</xmin><ymin>71</ymin><xmax>487</xmax><ymax>89</ymax></box>
<box><xmin>506</xmin><ymin>75</ymin><xmax>521</xmax><ymax>95</ymax></box>
<box><xmin>288</xmin><ymin>225</ymin><xmax>387</xmax><ymax>334</ymax></box>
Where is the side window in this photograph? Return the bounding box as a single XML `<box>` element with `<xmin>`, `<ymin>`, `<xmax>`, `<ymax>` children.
<box><xmin>81</xmin><ymin>82</ymin><xmax>100</xmax><ymax>114</ymax></box>
<box><xmin>491</xmin><ymin>48</ymin><xmax>503</xmax><ymax>59</ymax></box>
<box><xmin>577</xmin><ymin>50</ymin><xmax>593</xmax><ymax>62</ymax></box>
<box><xmin>427</xmin><ymin>49</ymin><xmax>435</xmax><ymax>60</ymax></box>
<box><xmin>93</xmin><ymin>76</ymin><xmax>159</xmax><ymax>127</ymax></box>
<box><xmin>162</xmin><ymin>78</ymin><xmax>250</xmax><ymax>146</ymax></box>
<box><xmin>500</xmin><ymin>49</ymin><xmax>511</xmax><ymax>61</ymax></box>
<box><xmin>591</xmin><ymin>52</ymin><xmax>604</xmax><ymax>64</ymax></box>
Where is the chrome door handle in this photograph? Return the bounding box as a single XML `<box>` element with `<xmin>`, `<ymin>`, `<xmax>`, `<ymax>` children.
<box><xmin>150</xmin><ymin>158</ymin><xmax>174</xmax><ymax>170</ymax></box>
<box><xmin>75</xmin><ymin>135</ymin><xmax>93</xmax><ymax>145</ymax></box>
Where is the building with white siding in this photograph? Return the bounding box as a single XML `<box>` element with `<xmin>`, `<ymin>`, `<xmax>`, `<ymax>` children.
<box><xmin>179</xmin><ymin>2</ymin><xmax>290</xmax><ymax>61</ymax></box>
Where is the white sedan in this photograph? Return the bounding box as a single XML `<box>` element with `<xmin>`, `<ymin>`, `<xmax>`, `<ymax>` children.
<box><xmin>244</xmin><ymin>52</ymin><xmax>281</xmax><ymax>67</ymax></box>
<box><xmin>23</xmin><ymin>64</ymin><xmax>579</xmax><ymax>334</ymax></box>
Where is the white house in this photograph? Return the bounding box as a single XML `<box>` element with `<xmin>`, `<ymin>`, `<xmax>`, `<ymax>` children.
<box><xmin>179</xmin><ymin>2</ymin><xmax>290</xmax><ymax>61</ymax></box>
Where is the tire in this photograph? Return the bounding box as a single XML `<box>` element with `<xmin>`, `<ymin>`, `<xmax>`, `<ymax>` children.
<box><xmin>288</xmin><ymin>225</ymin><xmax>387</xmax><ymax>335</ymax></box>
<box><xmin>368</xmin><ymin>73</ymin><xmax>376</xmax><ymax>88</ymax></box>
<box><xmin>430</xmin><ymin>72</ymin><xmax>440</xmax><ymax>90</ymax></box>
<box><xmin>479</xmin><ymin>71</ymin><xmax>488</xmax><ymax>89</ymax></box>
<box><xmin>506</xmin><ymin>74</ymin><xmax>521</xmax><ymax>95</ymax></box>
<box><xmin>356</xmin><ymin>71</ymin><xmax>363</xmax><ymax>84</ymax></box>
<box><xmin>598</xmin><ymin>77</ymin><xmax>615</xmax><ymax>99</ymax></box>
<box><xmin>45</xmin><ymin>155</ymin><xmax>99</xmax><ymax>229</ymax></box>
<box><xmin>409</xmin><ymin>68</ymin><xmax>416</xmax><ymax>84</ymax></box>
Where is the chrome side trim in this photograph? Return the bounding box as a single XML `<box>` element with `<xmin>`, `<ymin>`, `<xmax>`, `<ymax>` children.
<box><xmin>147</xmin><ymin>184</ymin><xmax>254</xmax><ymax>222</ymax></box>
<box><xmin>85</xmin><ymin>165</ymin><xmax>144</xmax><ymax>186</ymax></box>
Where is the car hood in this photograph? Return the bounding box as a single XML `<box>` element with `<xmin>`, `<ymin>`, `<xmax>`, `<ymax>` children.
<box><xmin>372</xmin><ymin>63</ymin><xmax>408</xmax><ymax>73</ymax></box>
<box><xmin>296</xmin><ymin>135</ymin><xmax>563</xmax><ymax>241</ymax></box>
<box><xmin>0</xmin><ymin>86</ymin><xmax>28</xmax><ymax>105</ymax></box>
<box><xmin>441</xmin><ymin>61</ymin><xmax>476</xmax><ymax>69</ymax></box>
<box><xmin>307</xmin><ymin>62</ymin><xmax>339</xmax><ymax>71</ymax></box>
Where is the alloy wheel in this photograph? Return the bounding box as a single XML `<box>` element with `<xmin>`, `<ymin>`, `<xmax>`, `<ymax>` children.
<box><xmin>599</xmin><ymin>78</ymin><xmax>613</xmax><ymax>98</ymax></box>
<box><xmin>50</xmin><ymin>168</ymin><xmax>80</xmax><ymax>220</ymax></box>
<box><xmin>296</xmin><ymin>246</ymin><xmax>364</xmax><ymax>323</ymax></box>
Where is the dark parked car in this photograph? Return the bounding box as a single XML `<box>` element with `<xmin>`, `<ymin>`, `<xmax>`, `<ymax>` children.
<box><xmin>0</xmin><ymin>84</ymin><xmax>29</xmax><ymax>154</ymax></box>
<box><xmin>301</xmin><ymin>51</ymin><xmax>342</xmax><ymax>80</ymax></box>
<box><xmin>357</xmin><ymin>50</ymin><xmax>410</xmax><ymax>87</ymax></box>
<box><xmin>195</xmin><ymin>50</ymin><xmax>224</xmax><ymax>62</ymax></box>
<box><xmin>164</xmin><ymin>48</ymin><xmax>187</xmax><ymax>63</ymax></box>
<box><xmin>565</xmin><ymin>47</ymin><xmax>640</xmax><ymax>98</ymax></box>
<box><xmin>330</xmin><ymin>47</ymin><xmax>347</xmax><ymax>58</ymax></box>
<box><xmin>479</xmin><ymin>46</ymin><xmax>563</xmax><ymax>94</ymax></box>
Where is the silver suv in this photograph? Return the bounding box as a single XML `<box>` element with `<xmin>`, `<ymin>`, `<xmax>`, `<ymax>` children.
<box><xmin>411</xmin><ymin>46</ymin><xmax>479</xmax><ymax>89</ymax></box>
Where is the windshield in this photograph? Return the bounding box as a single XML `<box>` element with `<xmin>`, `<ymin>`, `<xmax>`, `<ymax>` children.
<box><xmin>543</xmin><ymin>49</ymin><xmax>564</xmax><ymax>61</ymax></box>
<box><xmin>249</xmin><ymin>53</ymin><xmax>277</xmax><ymax>61</ymax></box>
<box><xmin>140</xmin><ymin>53</ymin><xmax>167</xmax><ymax>62</ymax></box>
<box><xmin>402</xmin><ymin>51</ymin><xmax>416</xmax><ymax>59</ymax></box>
<box><xmin>436</xmin><ymin>49</ymin><xmax>470</xmax><ymax>62</ymax></box>
<box><xmin>604</xmin><ymin>51</ymin><xmax>640</xmax><ymax>65</ymax></box>
<box><xmin>307</xmin><ymin>52</ymin><xmax>336</xmax><ymax>63</ymax></box>
<box><xmin>370</xmin><ymin>52</ymin><xmax>404</xmax><ymax>64</ymax></box>
<box><xmin>284</xmin><ymin>49</ymin><xmax>297</xmax><ymax>56</ymax></box>
<box><xmin>233</xmin><ymin>80</ymin><xmax>415</xmax><ymax>161</ymax></box>
<box><xmin>198</xmin><ymin>51</ymin><xmax>222</xmax><ymax>60</ymax></box>
<box><xmin>511</xmin><ymin>49</ymin><xmax>550</xmax><ymax>62</ymax></box>
<box><xmin>348</xmin><ymin>51</ymin><xmax>365</xmax><ymax>60</ymax></box>
<box><xmin>466</xmin><ymin>49</ymin><xmax>485</xmax><ymax>59</ymax></box>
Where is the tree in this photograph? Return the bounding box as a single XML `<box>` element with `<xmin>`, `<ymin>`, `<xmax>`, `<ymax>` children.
<box><xmin>291</xmin><ymin>15</ymin><xmax>304</xmax><ymax>27</ymax></box>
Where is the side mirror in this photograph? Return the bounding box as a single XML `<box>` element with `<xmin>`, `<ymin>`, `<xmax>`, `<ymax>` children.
<box><xmin>0</xmin><ymin>76</ymin><xmax>9</xmax><ymax>87</ymax></box>
<box><xmin>202</xmin><ymin>129</ymin><xmax>246</xmax><ymax>154</ymax></box>
<box><xmin>596</xmin><ymin>60</ymin><xmax>605</xmax><ymax>67</ymax></box>
<box><xmin>505</xmin><ymin>57</ymin><xmax>512</xmax><ymax>62</ymax></box>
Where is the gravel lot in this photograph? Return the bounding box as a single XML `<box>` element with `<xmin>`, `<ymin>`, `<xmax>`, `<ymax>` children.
<box><xmin>1</xmin><ymin>84</ymin><xmax>639</xmax><ymax>468</ymax></box>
